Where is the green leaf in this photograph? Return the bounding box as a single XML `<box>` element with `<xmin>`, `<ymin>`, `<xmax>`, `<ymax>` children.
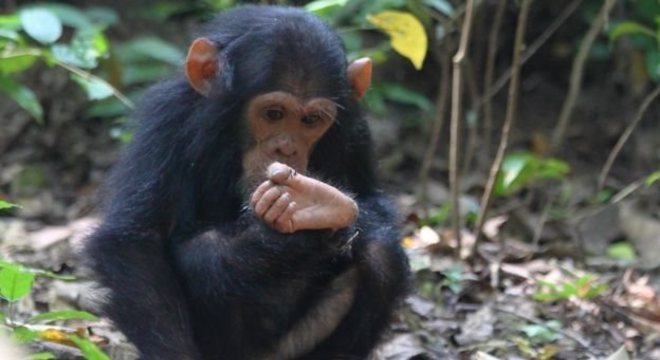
<box><xmin>422</xmin><ymin>0</ymin><xmax>455</xmax><ymax>17</ymax></box>
<box><xmin>0</xmin><ymin>200</ymin><xmax>19</xmax><ymax>210</ymax></box>
<box><xmin>0</xmin><ymin>28</ymin><xmax>20</xmax><ymax>41</ymax></box>
<box><xmin>520</xmin><ymin>321</ymin><xmax>561</xmax><ymax>343</ymax></box>
<box><xmin>28</xmin><ymin>310</ymin><xmax>98</xmax><ymax>324</ymax></box>
<box><xmin>19</xmin><ymin>9</ymin><xmax>62</xmax><ymax>44</ymax></box>
<box><xmin>0</xmin><ymin>48</ymin><xmax>41</xmax><ymax>75</ymax></box>
<box><xmin>0</xmin><ymin>259</ymin><xmax>75</xmax><ymax>281</ymax></box>
<box><xmin>11</xmin><ymin>326</ymin><xmax>39</xmax><ymax>344</ymax></box>
<box><xmin>646</xmin><ymin>171</ymin><xmax>660</xmax><ymax>186</ymax></box>
<box><xmin>0</xmin><ymin>266</ymin><xmax>35</xmax><ymax>301</ymax></box>
<box><xmin>115</xmin><ymin>37</ymin><xmax>184</xmax><ymax>66</ymax></box>
<box><xmin>50</xmin><ymin>43</ymin><xmax>98</xmax><ymax>69</ymax></box>
<box><xmin>609</xmin><ymin>21</ymin><xmax>655</xmax><ymax>42</ymax></box>
<box><xmin>0</xmin><ymin>76</ymin><xmax>43</xmax><ymax>123</ymax></box>
<box><xmin>495</xmin><ymin>152</ymin><xmax>569</xmax><ymax>196</ymax></box>
<box><xmin>26</xmin><ymin>3</ymin><xmax>94</xmax><ymax>31</ymax></box>
<box><xmin>0</xmin><ymin>311</ymin><xmax>5</xmax><ymax>323</ymax></box>
<box><xmin>0</xmin><ymin>15</ymin><xmax>21</xmax><ymax>30</ymax></box>
<box><xmin>28</xmin><ymin>352</ymin><xmax>57</xmax><ymax>360</ymax></box>
<box><xmin>71</xmin><ymin>73</ymin><xmax>114</xmax><ymax>100</ymax></box>
<box><xmin>496</xmin><ymin>152</ymin><xmax>536</xmax><ymax>196</ymax></box>
<box><xmin>305</xmin><ymin>0</ymin><xmax>348</xmax><ymax>17</ymax></box>
<box><xmin>69</xmin><ymin>335</ymin><xmax>110</xmax><ymax>360</ymax></box>
<box><xmin>607</xmin><ymin>242</ymin><xmax>637</xmax><ymax>262</ymax></box>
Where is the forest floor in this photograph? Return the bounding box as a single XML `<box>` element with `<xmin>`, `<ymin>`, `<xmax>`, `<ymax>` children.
<box><xmin>1</xmin><ymin>68</ymin><xmax>660</xmax><ymax>360</ymax></box>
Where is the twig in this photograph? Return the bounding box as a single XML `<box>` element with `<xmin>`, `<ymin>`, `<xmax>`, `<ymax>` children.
<box><xmin>482</xmin><ymin>0</ymin><xmax>508</xmax><ymax>157</ymax></box>
<box><xmin>55</xmin><ymin>61</ymin><xmax>134</xmax><ymax>110</ymax></box>
<box><xmin>598</xmin><ymin>85</ymin><xmax>660</xmax><ymax>189</ymax></box>
<box><xmin>494</xmin><ymin>306</ymin><xmax>594</xmax><ymax>352</ymax></box>
<box><xmin>480</xmin><ymin>0</ymin><xmax>583</xmax><ymax>112</ymax></box>
<box><xmin>449</xmin><ymin>0</ymin><xmax>477</xmax><ymax>256</ymax></box>
<box><xmin>551</xmin><ymin>0</ymin><xmax>616</xmax><ymax>151</ymax></box>
<box><xmin>418</xmin><ymin>40</ymin><xmax>452</xmax><ymax>213</ymax></box>
<box><xmin>473</xmin><ymin>0</ymin><xmax>532</xmax><ymax>261</ymax></box>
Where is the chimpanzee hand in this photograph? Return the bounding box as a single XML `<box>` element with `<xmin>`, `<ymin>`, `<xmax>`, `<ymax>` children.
<box><xmin>250</xmin><ymin>162</ymin><xmax>358</xmax><ymax>233</ymax></box>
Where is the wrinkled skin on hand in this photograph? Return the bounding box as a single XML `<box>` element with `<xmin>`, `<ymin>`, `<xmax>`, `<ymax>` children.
<box><xmin>250</xmin><ymin>162</ymin><xmax>358</xmax><ymax>233</ymax></box>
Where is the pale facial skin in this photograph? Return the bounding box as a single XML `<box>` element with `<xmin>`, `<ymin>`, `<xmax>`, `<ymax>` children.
<box><xmin>244</xmin><ymin>91</ymin><xmax>358</xmax><ymax>233</ymax></box>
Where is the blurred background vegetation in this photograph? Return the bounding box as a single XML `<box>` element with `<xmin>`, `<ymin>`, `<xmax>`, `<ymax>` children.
<box><xmin>1</xmin><ymin>0</ymin><xmax>660</xmax><ymax>359</ymax></box>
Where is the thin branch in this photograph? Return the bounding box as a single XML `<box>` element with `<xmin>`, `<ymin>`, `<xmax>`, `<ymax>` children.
<box><xmin>551</xmin><ymin>0</ymin><xmax>616</xmax><ymax>151</ymax></box>
<box><xmin>473</xmin><ymin>0</ymin><xmax>532</xmax><ymax>260</ymax></box>
<box><xmin>482</xmin><ymin>0</ymin><xmax>508</xmax><ymax>157</ymax></box>
<box><xmin>480</xmin><ymin>0</ymin><xmax>583</xmax><ymax>111</ymax></box>
<box><xmin>55</xmin><ymin>61</ymin><xmax>134</xmax><ymax>110</ymax></box>
<box><xmin>449</xmin><ymin>0</ymin><xmax>477</xmax><ymax>256</ymax></box>
<box><xmin>598</xmin><ymin>85</ymin><xmax>660</xmax><ymax>189</ymax></box>
<box><xmin>418</xmin><ymin>40</ymin><xmax>452</xmax><ymax>212</ymax></box>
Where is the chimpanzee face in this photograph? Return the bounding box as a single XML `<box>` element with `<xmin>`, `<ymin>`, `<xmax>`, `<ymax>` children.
<box><xmin>241</xmin><ymin>91</ymin><xmax>338</xmax><ymax>191</ymax></box>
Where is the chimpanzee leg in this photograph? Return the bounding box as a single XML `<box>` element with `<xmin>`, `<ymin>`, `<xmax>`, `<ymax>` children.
<box><xmin>303</xmin><ymin>233</ymin><xmax>411</xmax><ymax>359</ymax></box>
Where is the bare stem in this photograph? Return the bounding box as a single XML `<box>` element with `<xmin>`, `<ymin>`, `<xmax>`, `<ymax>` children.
<box><xmin>598</xmin><ymin>85</ymin><xmax>660</xmax><ymax>189</ymax></box>
<box><xmin>450</xmin><ymin>0</ymin><xmax>477</xmax><ymax>256</ymax></box>
<box><xmin>551</xmin><ymin>0</ymin><xmax>615</xmax><ymax>151</ymax></box>
<box><xmin>55</xmin><ymin>61</ymin><xmax>134</xmax><ymax>110</ymax></box>
<box><xmin>473</xmin><ymin>0</ymin><xmax>532</xmax><ymax>260</ymax></box>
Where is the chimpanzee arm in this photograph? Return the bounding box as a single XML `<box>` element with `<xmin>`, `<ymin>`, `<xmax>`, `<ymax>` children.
<box><xmin>83</xmin><ymin>82</ymin><xmax>206</xmax><ymax>360</ymax></box>
<box><xmin>173</xmin><ymin>216</ymin><xmax>344</xmax><ymax>302</ymax></box>
<box><xmin>85</xmin><ymin>224</ymin><xmax>201</xmax><ymax>360</ymax></box>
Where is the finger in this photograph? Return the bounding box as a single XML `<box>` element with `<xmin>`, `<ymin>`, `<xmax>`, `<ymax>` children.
<box><xmin>250</xmin><ymin>180</ymin><xmax>275</xmax><ymax>208</ymax></box>
<box><xmin>254</xmin><ymin>186</ymin><xmax>284</xmax><ymax>217</ymax></box>
<box><xmin>263</xmin><ymin>192</ymin><xmax>291</xmax><ymax>224</ymax></box>
<box><xmin>274</xmin><ymin>201</ymin><xmax>297</xmax><ymax>233</ymax></box>
<box><xmin>267</xmin><ymin>162</ymin><xmax>293</xmax><ymax>184</ymax></box>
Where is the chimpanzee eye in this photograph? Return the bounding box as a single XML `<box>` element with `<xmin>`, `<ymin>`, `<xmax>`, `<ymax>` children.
<box><xmin>302</xmin><ymin>113</ymin><xmax>322</xmax><ymax>125</ymax></box>
<box><xmin>263</xmin><ymin>107</ymin><xmax>285</xmax><ymax>121</ymax></box>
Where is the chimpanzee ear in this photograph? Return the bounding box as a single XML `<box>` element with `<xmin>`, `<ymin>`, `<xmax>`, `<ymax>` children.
<box><xmin>347</xmin><ymin>57</ymin><xmax>372</xmax><ymax>100</ymax></box>
<box><xmin>186</xmin><ymin>37</ymin><xmax>222</xmax><ymax>97</ymax></box>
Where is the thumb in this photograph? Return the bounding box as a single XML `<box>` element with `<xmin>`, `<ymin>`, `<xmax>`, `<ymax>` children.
<box><xmin>267</xmin><ymin>162</ymin><xmax>300</xmax><ymax>186</ymax></box>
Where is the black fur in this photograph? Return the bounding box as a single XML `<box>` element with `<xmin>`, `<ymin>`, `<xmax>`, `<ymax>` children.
<box><xmin>84</xmin><ymin>5</ymin><xmax>410</xmax><ymax>360</ymax></box>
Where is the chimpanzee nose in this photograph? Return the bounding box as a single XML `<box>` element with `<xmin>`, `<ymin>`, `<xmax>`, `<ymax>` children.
<box><xmin>274</xmin><ymin>137</ymin><xmax>297</xmax><ymax>158</ymax></box>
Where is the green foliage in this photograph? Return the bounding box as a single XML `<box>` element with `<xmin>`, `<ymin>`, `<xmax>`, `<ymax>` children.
<box><xmin>19</xmin><ymin>9</ymin><xmax>62</xmax><ymax>44</ymax></box>
<box><xmin>646</xmin><ymin>171</ymin><xmax>660</xmax><ymax>186</ymax></box>
<box><xmin>533</xmin><ymin>274</ymin><xmax>608</xmax><ymax>302</ymax></box>
<box><xmin>606</xmin><ymin>242</ymin><xmax>637</xmax><ymax>262</ymax></box>
<box><xmin>421</xmin><ymin>202</ymin><xmax>452</xmax><ymax>227</ymax></box>
<box><xmin>305</xmin><ymin>0</ymin><xmax>349</xmax><ymax>17</ymax></box>
<box><xmin>28</xmin><ymin>310</ymin><xmax>98</xmax><ymax>324</ymax></box>
<box><xmin>519</xmin><ymin>320</ymin><xmax>562</xmax><ymax>344</ymax></box>
<box><xmin>0</xmin><ymin>264</ymin><xmax>35</xmax><ymax>302</ymax></box>
<box><xmin>495</xmin><ymin>152</ymin><xmax>569</xmax><ymax>197</ymax></box>
<box><xmin>69</xmin><ymin>335</ymin><xmax>110</xmax><ymax>360</ymax></box>
<box><xmin>609</xmin><ymin>1</ymin><xmax>660</xmax><ymax>82</ymax></box>
<box><xmin>0</xmin><ymin>259</ymin><xmax>104</xmax><ymax>359</ymax></box>
<box><xmin>0</xmin><ymin>4</ymin><xmax>120</xmax><ymax>122</ymax></box>
<box><xmin>0</xmin><ymin>76</ymin><xmax>43</xmax><ymax>123</ymax></box>
<box><xmin>10</xmin><ymin>326</ymin><xmax>40</xmax><ymax>344</ymax></box>
<box><xmin>440</xmin><ymin>265</ymin><xmax>463</xmax><ymax>294</ymax></box>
